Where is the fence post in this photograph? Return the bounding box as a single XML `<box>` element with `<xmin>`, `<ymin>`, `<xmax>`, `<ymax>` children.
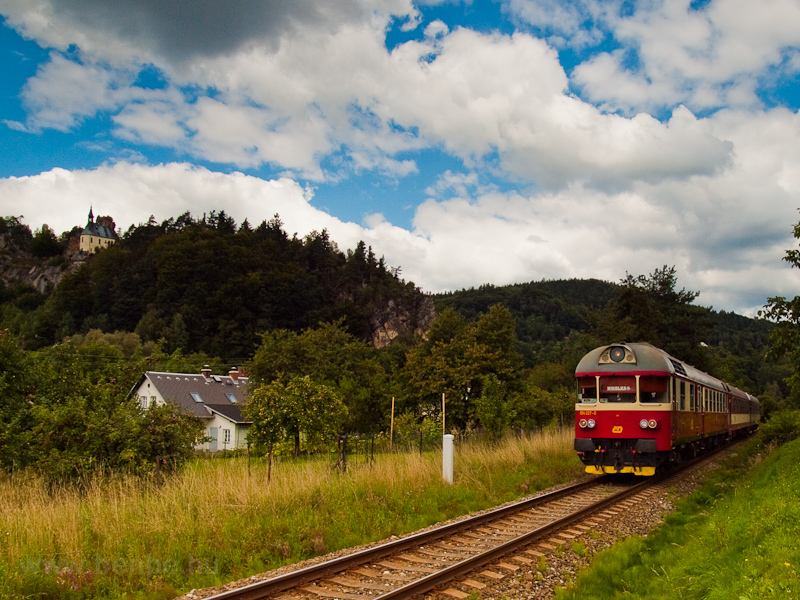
<box><xmin>419</xmin><ymin>429</ymin><xmax>423</xmax><ymax>456</ymax></box>
<box><xmin>443</xmin><ymin>434</ymin><xmax>454</xmax><ymax>483</ymax></box>
<box><xmin>390</xmin><ymin>397</ymin><xmax>395</xmax><ymax>449</ymax></box>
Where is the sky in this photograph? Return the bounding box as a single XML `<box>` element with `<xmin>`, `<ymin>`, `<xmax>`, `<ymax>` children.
<box><xmin>2</xmin><ymin>0</ymin><xmax>800</xmax><ymax>317</ymax></box>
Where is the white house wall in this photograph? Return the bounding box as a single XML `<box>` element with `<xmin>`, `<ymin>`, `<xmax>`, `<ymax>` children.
<box><xmin>205</xmin><ymin>413</ymin><xmax>248</xmax><ymax>452</ymax></box>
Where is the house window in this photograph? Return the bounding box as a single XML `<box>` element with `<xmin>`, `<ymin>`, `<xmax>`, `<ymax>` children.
<box><xmin>151</xmin><ymin>396</ymin><xmax>157</xmax><ymax>406</ymax></box>
<box><xmin>225</xmin><ymin>393</ymin><xmax>237</xmax><ymax>403</ymax></box>
<box><xmin>140</xmin><ymin>395</ymin><xmax>148</xmax><ymax>409</ymax></box>
<box><xmin>223</xmin><ymin>429</ymin><xmax>231</xmax><ymax>445</ymax></box>
<box><xmin>191</xmin><ymin>392</ymin><xmax>203</xmax><ymax>403</ymax></box>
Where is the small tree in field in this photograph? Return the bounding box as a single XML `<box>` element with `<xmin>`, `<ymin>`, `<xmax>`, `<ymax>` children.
<box><xmin>244</xmin><ymin>376</ymin><xmax>347</xmax><ymax>478</ymax></box>
<box><xmin>140</xmin><ymin>403</ymin><xmax>205</xmax><ymax>484</ymax></box>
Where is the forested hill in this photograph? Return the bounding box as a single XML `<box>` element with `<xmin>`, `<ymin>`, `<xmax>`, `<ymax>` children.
<box><xmin>436</xmin><ymin>276</ymin><xmax>775</xmax><ymax>373</ymax></box>
<box><xmin>2</xmin><ymin>212</ymin><xmax>775</xmax><ymax>382</ymax></box>
<box><xmin>1</xmin><ymin>212</ymin><xmax>434</xmax><ymax>357</ymax></box>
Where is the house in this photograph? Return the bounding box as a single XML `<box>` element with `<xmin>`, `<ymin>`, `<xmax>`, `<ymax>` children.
<box><xmin>131</xmin><ymin>366</ymin><xmax>251</xmax><ymax>452</ymax></box>
<box><xmin>79</xmin><ymin>207</ymin><xmax>117</xmax><ymax>254</ymax></box>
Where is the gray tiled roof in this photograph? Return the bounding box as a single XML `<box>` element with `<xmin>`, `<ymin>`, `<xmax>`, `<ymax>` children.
<box><xmin>141</xmin><ymin>371</ymin><xmax>251</xmax><ymax>422</ymax></box>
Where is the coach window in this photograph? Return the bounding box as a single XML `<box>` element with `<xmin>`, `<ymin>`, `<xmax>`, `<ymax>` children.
<box><xmin>690</xmin><ymin>384</ymin><xmax>696</xmax><ymax>410</ymax></box>
<box><xmin>640</xmin><ymin>376</ymin><xmax>669</xmax><ymax>403</ymax></box>
<box><xmin>679</xmin><ymin>381</ymin><xmax>686</xmax><ymax>411</ymax></box>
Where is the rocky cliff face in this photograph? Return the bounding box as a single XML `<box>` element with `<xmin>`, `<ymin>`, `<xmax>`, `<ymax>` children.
<box><xmin>369</xmin><ymin>294</ymin><xmax>436</xmax><ymax>348</ymax></box>
<box><xmin>0</xmin><ymin>232</ymin><xmax>84</xmax><ymax>293</ymax></box>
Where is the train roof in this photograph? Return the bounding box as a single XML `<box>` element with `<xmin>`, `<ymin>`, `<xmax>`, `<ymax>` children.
<box><xmin>575</xmin><ymin>342</ymin><xmax>728</xmax><ymax>390</ymax></box>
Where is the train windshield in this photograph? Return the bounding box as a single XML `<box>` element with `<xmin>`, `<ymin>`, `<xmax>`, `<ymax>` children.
<box><xmin>599</xmin><ymin>376</ymin><xmax>636</xmax><ymax>403</ymax></box>
<box><xmin>577</xmin><ymin>377</ymin><xmax>597</xmax><ymax>403</ymax></box>
<box><xmin>640</xmin><ymin>376</ymin><xmax>669</xmax><ymax>403</ymax></box>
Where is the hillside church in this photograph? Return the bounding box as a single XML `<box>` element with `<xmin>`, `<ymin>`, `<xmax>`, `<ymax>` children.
<box><xmin>79</xmin><ymin>207</ymin><xmax>117</xmax><ymax>254</ymax></box>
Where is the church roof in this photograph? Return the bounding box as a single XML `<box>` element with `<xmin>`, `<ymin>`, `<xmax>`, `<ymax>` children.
<box><xmin>81</xmin><ymin>207</ymin><xmax>117</xmax><ymax>240</ymax></box>
<box><xmin>81</xmin><ymin>221</ymin><xmax>116</xmax><ymax>240</ymax></box>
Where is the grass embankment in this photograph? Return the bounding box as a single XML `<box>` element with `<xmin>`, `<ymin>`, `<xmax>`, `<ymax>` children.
<box><xmin>1</xmin><ymin>428</ymin><xmax>581</xmax><ymax>600</ymax></box>
<box><xmin>558</xmin><ymin>436</ymin><xmax>800</xmax><ymax>599</ymax></box>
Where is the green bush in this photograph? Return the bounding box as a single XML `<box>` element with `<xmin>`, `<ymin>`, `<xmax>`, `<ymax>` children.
<box><xmin>758</xmin><ymin>409</ymin><xmax>800</xmax><ymax>447</ymax></box>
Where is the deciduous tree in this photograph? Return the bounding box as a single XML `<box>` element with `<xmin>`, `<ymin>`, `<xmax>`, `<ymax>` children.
<box><xmin>761</xmin><ymin>215</ymin><xmax>800</xmax><ymax>402</ymax></box>
<box><xmin>598</xmin><ymin>265</ymin><xmax>712</xmax><ymax>368</ymax></box>
<box><xmin>244</xmin><ymin>375</ymin><xmax>347</xmax><ymax>458</ymax></box>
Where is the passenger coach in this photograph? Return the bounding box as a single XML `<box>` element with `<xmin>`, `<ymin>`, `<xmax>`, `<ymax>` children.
<box><xmin>574</xmin><ymin>342</ymin><xmax>760</xmax><ymax>476</ymax></box>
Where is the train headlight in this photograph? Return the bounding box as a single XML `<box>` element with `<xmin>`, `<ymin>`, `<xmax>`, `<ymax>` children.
<box><xmin>579</xmin><ymin>419</ymin><xmax>588</xmax><ymax>429</ymax></box>
<box><xmin>648</xmin><ymin>419</ymin><xmax>659</xmax><ymax>429</ymax></box>
<box><xmin>587</xmin><ymin>419</ymin><xmax>596</xmax><ymax>429</ymax></box>
<box><xmin>639</xmin><ymin>419</ymin><xmax>649</xmax><ymax>429</ymax></box>
<box><xmin>610</xmin><ymin>347</ymin><xmax>626</xmax><ymax>362</ymax></box>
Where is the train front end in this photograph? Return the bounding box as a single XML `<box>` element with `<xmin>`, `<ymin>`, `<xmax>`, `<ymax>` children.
<box><xmin>575</xmin><ymin>343</ymin><xmax>674</xmax><ymax>476</ymax></box>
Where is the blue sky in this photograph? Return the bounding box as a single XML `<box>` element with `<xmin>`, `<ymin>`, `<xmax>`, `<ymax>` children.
<box><xmin>2</xmin><ymin>0</ymin><xmax>800</xmax><ymax>316</ymax></box>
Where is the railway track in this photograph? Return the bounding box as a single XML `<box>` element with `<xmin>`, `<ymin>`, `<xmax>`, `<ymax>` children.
<box><xmin>204</xmin><ymin>478</ymin><xmax>652</xmax><ymax>600</ymax></box>
<box><xmin>199</xmin><ymin>447</ymin><xmax>731</xmax><ymax>600</ymax></box>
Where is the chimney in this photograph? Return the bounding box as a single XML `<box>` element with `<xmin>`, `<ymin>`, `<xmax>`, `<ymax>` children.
<box><xmin>228</xmin><ymin>366</ymin><xmax>246</xmax><ymax>381</ymax></box>
<box><xmin>201</xmin><ymin>365</ymin><xmax>212</xmax><ymax>379</ymax></box>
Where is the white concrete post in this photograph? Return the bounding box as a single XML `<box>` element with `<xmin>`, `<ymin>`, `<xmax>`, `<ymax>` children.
<box><xmin>442</xmin><ymin>434</ymin><xmax>454</xmax><ymax>484</ymax></box>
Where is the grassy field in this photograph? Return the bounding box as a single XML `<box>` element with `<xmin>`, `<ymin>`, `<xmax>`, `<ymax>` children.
<box><xmin>1</xmin><ymin>428</ymin><xmax>582</xmax><ymax>600</ymax></box>
<box><xmin>557</xmin><ymin>435</ymin><xmax>800</xmax><ymax>599</ymax></box>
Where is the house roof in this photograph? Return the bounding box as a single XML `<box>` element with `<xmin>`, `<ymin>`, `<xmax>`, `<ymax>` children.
<box><xmin>206</xmin><ymin>404</ymin><xmax>248</xmax><ymax>423</ymax></box>
<box><xmin>135</xmin><ymin>370</ymin><xmax>251</xmax><ymax>423</ymax></box>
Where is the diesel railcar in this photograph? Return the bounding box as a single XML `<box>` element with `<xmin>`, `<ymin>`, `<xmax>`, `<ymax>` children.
<box><xmin>574</xmin><ymin>342</ymin><xmax>760</xmax><ymax>476</ymax></box>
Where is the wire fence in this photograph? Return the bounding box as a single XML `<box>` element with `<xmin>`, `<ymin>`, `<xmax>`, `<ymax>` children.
<box><xmin>198</xmin><ymin>425</ymin><xmax>553</xmax><ymax>473</ymax></box>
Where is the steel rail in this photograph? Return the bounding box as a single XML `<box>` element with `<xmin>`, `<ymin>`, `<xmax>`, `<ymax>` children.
<box><xmin>204</xmin><ymin>477</ymin><xmax>608</xmax><ymax>600</ymax></box>
<box><xmin>375</xmin><ymin>476</ymin><xmax>655</xmax><ymax>599</ymax></box>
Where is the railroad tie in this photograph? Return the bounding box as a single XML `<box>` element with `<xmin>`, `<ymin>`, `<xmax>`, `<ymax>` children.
<box><xmin>439</xmin><ymin>589</ymin><xmax>469</xmax><ymax>599</ymax></box>
<box><xmin>377</xmin><ymin>560</ymin><xmax>438</xmax><ymax>574</ymax></box>
<box><xmin>328</xmin><ymin>576</ymin><xmax>396</xmax><ymax>591</ymax></box>
<box><xmin>480</xmin><ymin>570</ymin><xmax>504</xmax><ymax>580</ymax></box>
<box><xmin>299</xmin><ymin>584</ymin><xmax>364</xmax><ymax>600</ymax></box>
<box><xmin>355</xmin><ymin>568</ymin><xmax>411</xmax><ymax>582</ymax></box>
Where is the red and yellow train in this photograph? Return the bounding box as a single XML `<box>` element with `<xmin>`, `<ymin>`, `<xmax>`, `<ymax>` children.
<box><xmin>574</xmin><ymin>342</ymin><xmax>760</xmax><ymax>476</ymax></box>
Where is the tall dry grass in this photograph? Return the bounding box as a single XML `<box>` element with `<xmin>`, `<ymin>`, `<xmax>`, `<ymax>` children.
<box><xmin>1</xmin><ymin>427</ymin><xmax>581</xmax><ymax>599</ymax></box>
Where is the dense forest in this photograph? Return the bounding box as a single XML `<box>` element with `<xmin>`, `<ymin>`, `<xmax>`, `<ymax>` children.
<box><xmin>436</xmin><ymin>270</ymin><xmax>779</xmax><ymax>395</ymax></box>
<box><xmin>0</xmin><ymin>212</ymin><xmax>433</xmax><ymax>357</ymax></box>
<box><xmin>0</xmin><ymin>213</ymin><xmax>794</xmax><ymax>481</ymax></box>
